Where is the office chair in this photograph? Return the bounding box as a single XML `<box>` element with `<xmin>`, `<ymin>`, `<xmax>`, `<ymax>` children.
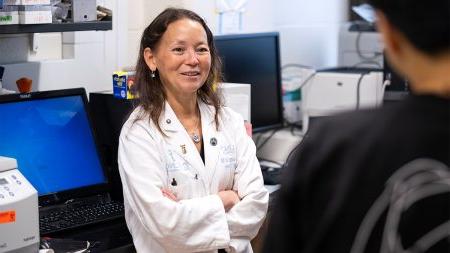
<box><xmin>351</xmin><ymin>158</ymin><xmax>450</xmax><ymax>253</ymax></box>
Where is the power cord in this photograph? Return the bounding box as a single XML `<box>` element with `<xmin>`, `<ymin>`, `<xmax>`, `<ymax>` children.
<box><xmin>355</xmin><ymin>71</ymin><xmax>371</xmax><ymax>110</ymax></box>
<box><xmin>356</xmin><ymin>31</ymin><xmax>383</xmax><ymax>61</ymax></box>
<box><xmin>281</xmin><ymin>64</ymin><xmax>317</xmax><ymax>91</ymax></box>
<box><xmin>255</xmin><ymin>128</ymin><xmax>280</xmax><ymax>150</ymax></box>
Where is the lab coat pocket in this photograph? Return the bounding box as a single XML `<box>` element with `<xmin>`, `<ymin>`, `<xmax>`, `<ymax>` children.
<box><xmin>167</xmin><ymin>169</ymin><xmax>204</xmax><ymax>200</ymax></box>
<box><xmin>223</xmin><ymin>157</ymin><xmax>237</xmax><ymax>190</ymax></box>
<box><xmin>219</xmin><ymin>145</ymin><xmax>237</xmax><ymax>190</ymax></box>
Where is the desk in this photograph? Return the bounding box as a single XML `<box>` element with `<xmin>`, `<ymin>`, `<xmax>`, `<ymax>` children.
<box><xmin>48</xmin><ymin>185</ymin><xmax>279</xmax><ymax>253</ymax></box>
<box><xmin>253</xmin><ymin>128</ymin><xmax>303</xmax><ymax>165</ymax></box>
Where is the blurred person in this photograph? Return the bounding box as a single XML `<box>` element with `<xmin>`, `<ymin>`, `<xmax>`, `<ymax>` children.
<box><xmin>263</xmin><ymin>0</ymin><xmax>450</xmax><ymax>252</ymax></box>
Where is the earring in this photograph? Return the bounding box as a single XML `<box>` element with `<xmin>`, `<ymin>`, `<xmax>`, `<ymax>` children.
<box><xmin>151</xmin><ymin>70</ymin><xmax>156</xmax><ymax>78</ymax></box>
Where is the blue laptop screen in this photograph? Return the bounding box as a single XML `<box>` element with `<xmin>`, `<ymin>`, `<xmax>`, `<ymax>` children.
<box><xmin>0</xmin><ymin>95</ymin><xmax>107</xmax><ymax>196</ymax></box>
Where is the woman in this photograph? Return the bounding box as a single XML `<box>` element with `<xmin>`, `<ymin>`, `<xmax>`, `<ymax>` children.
<box><xmin>118</xmin><ymin>8</ymin><xmax>269</xmax><ymax>253</ymax></box>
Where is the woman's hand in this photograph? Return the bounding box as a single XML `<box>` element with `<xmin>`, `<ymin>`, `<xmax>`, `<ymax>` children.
<box><xmin>218</xmin><ymin>190</ymin><xmax>240</xmax><ymax>212</ymax></box>
<box><xmin>161</xmin><ymin>188</ymin><xmax>178</xmax><ymax>202</ymax></box>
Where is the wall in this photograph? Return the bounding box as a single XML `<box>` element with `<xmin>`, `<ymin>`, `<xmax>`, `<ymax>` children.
<box><xmin>126</xmin><ymin>0</ymin><xmax>185</xmax><ymax>68</ymax></box>
<box><xmin>125</xmin><ymin>0</ymin><xmax>276</xmax><ymax>68</ymax></box>
<box><xmin>274</xmin><ymin>0</ymin><xmax>349</xmax><ymax>68</ymax></box>
<box><xmin>1</xmin><ymin>0</ymin><xmax>350</xmax><ymax>93</ymax></box>
<box><xmin>180</xmin><ymin>0</ymin><xmax>347</xmax><ymax>68</ymax></box>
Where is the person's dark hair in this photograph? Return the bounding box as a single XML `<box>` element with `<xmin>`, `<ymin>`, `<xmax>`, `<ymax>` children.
<box><xmin>134</xmin><ymin>8</ymin><xmax>223</xmax><ymax>134</ymax></box>
<box><xmin>367</xmin><ymin>0</ymin><xmax>450</xmax><ymax>55</ymax></box>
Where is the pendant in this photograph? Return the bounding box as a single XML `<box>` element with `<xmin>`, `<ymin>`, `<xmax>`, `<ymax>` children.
<box><xmin>192</xmin><ymin>133</ymin><xmax>200</xmax><ymax>143</ymax></box>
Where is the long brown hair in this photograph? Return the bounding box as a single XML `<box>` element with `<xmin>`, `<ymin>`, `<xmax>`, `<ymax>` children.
<box><xmin>134</xmin><ymin>8</ymin><xmax>223</xmax><ymax>134</ymax></box>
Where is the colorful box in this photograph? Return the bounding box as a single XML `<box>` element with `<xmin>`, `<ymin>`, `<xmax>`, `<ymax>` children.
<box><xmin>0</xmin><ymin>5</ymin><xmax>19</xmax><ymax>25</ymax></box>
<box><xmin>113</xmin><ymin>71</ymin><xmax>136</xmax><ymax>99</ymax></box>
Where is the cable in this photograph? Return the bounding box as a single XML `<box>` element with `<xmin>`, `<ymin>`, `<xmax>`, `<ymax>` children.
<box><xmin>356</xmin><ymin>31</ymin><xmax>383</xmax><ymax>61</ymax></box>
<box><xmin>255</xmin><ymin>128</ymin><xmax>280</xmax><ymax>150</ymax></box>
<box><xmin>284</xmin><ymin>120</ymin><xmax>303</xmax><ymax>137</ymax></box>
<box><xmin>281</xmin><ymin>64</ymin><xmax>316</xmax><ymax>90</ymax></box>
<box><xmin>355</xmin><ymin>72</ymin><xmax>370</xmax><ymax>110</ymax></box>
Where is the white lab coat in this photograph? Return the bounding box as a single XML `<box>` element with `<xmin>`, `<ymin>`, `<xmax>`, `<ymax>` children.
<box><xmin>118</xmin><ymin>100</ymin><xmax>269</xmax><ymax>253</ymax></box>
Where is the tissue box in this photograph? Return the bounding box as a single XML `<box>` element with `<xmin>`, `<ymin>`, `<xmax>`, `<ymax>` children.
<box><xmin>0</xmin><ymin>5</ymin><xmax>19</xmax><ymax>25</ymax></box>
<box><xmin>113</xmin><ymin>71</ymin><xmax>136</xmax><ymax>99</ymax></box>
<box><xmin>18</xmin><ymin>5</ymin><xmax>51</xmax><ymax>24</ymax></box>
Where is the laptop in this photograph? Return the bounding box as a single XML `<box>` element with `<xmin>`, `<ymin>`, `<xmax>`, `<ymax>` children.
<box><xmin>0</xmin><ymin>88</ymin><xmax>124</xmax><ymax>235</ymax></box>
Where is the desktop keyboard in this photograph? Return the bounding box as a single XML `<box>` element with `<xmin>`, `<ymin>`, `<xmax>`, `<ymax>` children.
<box><xmin>39</xmin><ymin>201</ymin><xmax>124</xmax><ymax>235</ymax></box>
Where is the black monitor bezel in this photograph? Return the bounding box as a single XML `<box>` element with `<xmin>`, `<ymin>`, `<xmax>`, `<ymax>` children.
<box><xmin>214</xmin><ymin>32</ymin><xmax>284</xmax><ymax>133</ymax></box>
<box><xmin>0</xmin><ymin>88</ymin><xmax>110</xmax><ymax>206</ymax></box>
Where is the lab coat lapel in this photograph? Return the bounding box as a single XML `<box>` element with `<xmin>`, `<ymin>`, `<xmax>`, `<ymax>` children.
<box><xmin>161</xmin><ymin>102</ymin><xmax>208</xmax><ymax>190</ymax></box>
<box><xmin>199</xmin><ymin>102</ymin><xmax>221</xmax><ymax>192</ymax></box>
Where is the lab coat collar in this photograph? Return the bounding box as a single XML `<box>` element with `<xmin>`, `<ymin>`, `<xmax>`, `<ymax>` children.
<box><xmin>199</xmin><ymin>102</ymin><xmax>222</xmax><ymax>193</ymax></box>
<box><xmin>160</xmin><ymin>100</ymin><xmax>217</xmax><ymax>132</ymax></box>
<box><xmin>160</xmin><ymin>101</ymin><xmax>180</xmax><ymax>132</ymax></box>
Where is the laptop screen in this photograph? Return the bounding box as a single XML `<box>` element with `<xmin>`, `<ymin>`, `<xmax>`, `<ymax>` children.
<box><xmin>0</xmin><ymin>89</ymin><xmax>107</xmax><ymax>197</ymax></box>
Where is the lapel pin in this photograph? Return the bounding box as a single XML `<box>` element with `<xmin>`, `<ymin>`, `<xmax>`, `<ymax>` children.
<box><xmin>210</xmin><ymin>137</ymin><xmax>217</xmax><ymax>146</ymax></box>
<box><xmin>180</xmin><ymin>144</ymin><xmax>187</xmax><ymax>154</ymax></box>
<box><xmin>171</xmin><ymin>178</ymin><xmax>177</xmax><ymax>186</ymax></box>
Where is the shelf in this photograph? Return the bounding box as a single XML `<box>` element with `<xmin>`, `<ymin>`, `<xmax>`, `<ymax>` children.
<box><xmin>0</xmin><ymin>21</ymin><xmax>112</xmax><ymax>34</ymax></box>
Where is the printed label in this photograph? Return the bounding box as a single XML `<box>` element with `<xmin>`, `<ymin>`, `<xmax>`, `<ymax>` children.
<box><xmin>0</xmin><ymin>210</ymin><xmax>16</xmax><ymax>223</ymax></box>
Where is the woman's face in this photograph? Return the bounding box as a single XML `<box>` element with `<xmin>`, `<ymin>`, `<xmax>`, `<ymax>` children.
<box><xmin>147</xmin><ymin>18</ymin><xmax>211</xmax><ymax>97</ymax></box>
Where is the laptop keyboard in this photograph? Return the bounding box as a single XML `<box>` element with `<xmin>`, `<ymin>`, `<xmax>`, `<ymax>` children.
<box><xmin>39</xmin><ymin>201</ymin><xmax>124</xmax><ymax>235</ymax></box>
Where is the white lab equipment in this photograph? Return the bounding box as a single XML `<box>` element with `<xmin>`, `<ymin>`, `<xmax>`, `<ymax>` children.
<box><xmin>0</xmin><ymin>156</ymin><xmax>39</xmax><ymax>253</ymax></box>
<box><xmin>338</xmin><ymin>23</ymin><xmax>383</xmax><ymax>68</ymax></box>
<box><xmin>302</xmin><ymin>69</ymin><xmax>384</xmax><ymax>133</ymax></box>
<box><xmin>282</xmin><ymin>65</ymin><xmax>315</xmax><ymax>123</ymax></box>
<box><xmin>219</xmin><ymin>82</ymin><xmax>251</xmax><ymax>122</ymax></box>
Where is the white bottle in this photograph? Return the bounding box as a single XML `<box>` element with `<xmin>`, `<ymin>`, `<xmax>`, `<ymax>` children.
<box><xmin>0</xmin><ymin>66</ymin><xmax>16</xmax><ymax>95</ymax></box>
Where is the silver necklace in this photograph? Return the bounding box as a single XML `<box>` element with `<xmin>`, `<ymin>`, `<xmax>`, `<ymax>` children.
<box><xmin>191</xmin><ymin>132</ymin><xmax>201</xmax><ymax>143</ymax></box>
<box><xmin>188</xmin><ymin>108</ymin><xmax>201</xmax><ymax>144</ymax></box>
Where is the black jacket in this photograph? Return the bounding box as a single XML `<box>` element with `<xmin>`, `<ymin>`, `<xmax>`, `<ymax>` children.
<box><xmin>263</xmin><ymin>94</ymin><xmax>450</xmax><ymax>253</ymax></box>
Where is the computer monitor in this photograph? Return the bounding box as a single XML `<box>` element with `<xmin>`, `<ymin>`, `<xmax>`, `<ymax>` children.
<box><xmin>214</xmin><ymin>32</ymin><xmax>284</xmax><ymax>132</ymax></box>
<box><xmin>0</xmin><ymin>88</ymin><xmax>108</xmax><ymax>205</ymax></box>
<box><xmin>89</xmin><ymin>92</ymin><xmax>135</xmax><ymax>201</ymax></box>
